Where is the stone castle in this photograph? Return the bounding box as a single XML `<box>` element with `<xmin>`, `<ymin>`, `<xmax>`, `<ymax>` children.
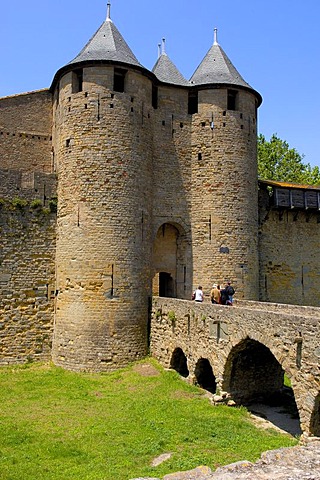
<box><xmin>0</xmin><ymin>4</ymin><xmax>319</xmax><ymax>371</ymax></box>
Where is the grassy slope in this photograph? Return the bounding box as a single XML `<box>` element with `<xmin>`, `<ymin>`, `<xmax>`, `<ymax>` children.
<box><xmin>0</xmin><ymin>359</ymin><xmax>297</xmax><ymax>480</ymax></box>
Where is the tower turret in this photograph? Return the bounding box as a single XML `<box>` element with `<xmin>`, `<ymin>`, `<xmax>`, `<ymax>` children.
<box><xmin>189</xmin><ymin>28</ymin><xmax>262</xmax><ymax>299</ymax></box>
<box><xmin>51</xmin><ymin>4</ymin><xmax>154</xmax><ymax>371</ymax></box>
<box><xmin>152</xmin><ymin>38</ymin><xmax>189</xmax><ymax>86</ymax></box>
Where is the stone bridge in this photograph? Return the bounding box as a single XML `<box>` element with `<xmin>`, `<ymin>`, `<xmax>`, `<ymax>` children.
<box><xmin>150</xmin><ymin>297</ymin><xmax>320</xmax><ymax>436</ymax></box>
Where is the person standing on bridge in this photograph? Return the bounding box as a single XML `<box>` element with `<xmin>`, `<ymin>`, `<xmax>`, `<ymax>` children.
<box><xmin>225</xmin><ymin>281</ymin><xmax>235</xmax><ymax>305</ymax></box>
<box><xmin>210</xmin><ymin>284</ymin><xmax>221</xmax><ymax>304</ymax></box>
<box><xmin>193</xmin><ymin>286</ymin><xmax>204</xmax><ymax>302</ymax></box>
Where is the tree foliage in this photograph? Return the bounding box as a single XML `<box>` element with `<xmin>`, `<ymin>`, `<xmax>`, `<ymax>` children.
<box><xmin>257</xmin><ymin>133</ymin><xmax>320</xmax><ymax>185</ymax></box>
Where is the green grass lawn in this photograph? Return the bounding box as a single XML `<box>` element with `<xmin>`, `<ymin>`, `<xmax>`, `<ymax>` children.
<box><xmin>0</xmin><ymin>358</ymin><xmax>298</xmax><ymax>480</ymax></box>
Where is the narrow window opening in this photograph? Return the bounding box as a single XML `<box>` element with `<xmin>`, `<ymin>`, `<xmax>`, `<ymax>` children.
<box><xmin>296</xmin><ymin>338</ymin><xmax>302</xmax><ymax>368</ymax></box>
<box><xmin>84</xmin><ymin>92</ymin><xmax>88</xmax><ymax>97</ymax></box>
<box><xmin>198</xmin><ymin>152</ymin><xmax>202</xmax><ymax>160</ymax></box>
<box><xmin>223</xmin><ymin>122</ymin><xmax>226</xmax><ymax>127</ymax></box>
<box><xmin>180</xmin><ymin>122</ymin><xmax>184</xmax><ymax>128</ymax></box>
<box><xmin>110</xmin><ymin>103</ymin><xmax>114</xmax><ymax>109</ymax></box>
<box><xmin>141</xmin><ymin>211</ymin><xmax>144</xmax><ymax>241</ymax></box>
<box><xmin>65</xmin><ymin>138</ymin><xmax>71</xmax><ymax>147</ymax></box>
<box><xmin>113</xmin><ymin>68</ymin><xmax>126</xmax><ymax>92</ymax></box>
<box><xmin>227</xmin><ymin>89</ymin><xmax>238</xmax><ymax>110</ymax></box>
<box><xmin>162</xmin><ymin>120</ymin><xmax>166</xmax><ymax>126</ymax></box>
<box><xmin>111</xmin><ymin>264</ymin><xmax>114</xmax><ymax>297</ymax></box>
<box><xmin>241</xmin><ymin>124</ymin><xmax>244</xmax><ymax>129</ymax></box>
<box><xmin>152</xmin><ymin>85</ymin><xmax>158</xmax><ymax>109</ymax></box>
<box><xmin>72</xmin><ymin>69</ymin><xmax>83</xmax><ymax>93</ymax></box>
<box><xmin>131</xmin><ymin>107</ymin><xmax>134</xmax><ymax>112</ymax></box>
<box><xmin>84</xmin><ymin>104</ymin><xmax>87</xmax><ymax>109</ymax></box>
<box><xmin>201</xmin><ymin>122</ymin><xmax>206</xmax><ymax>127</ymax></box>
<box><xmin>223</xmin><ymin>110</ymin><xmax>226</xmax><ymax>116</ymax></box>
<box><xmin>240</xmin><ymin>113</ymin><xmax>243</xmax><ymax>119</ymax></box>
<box><xmin>188</xmin><ymin>91</ymin><xmax>198</xmax><ymax>114</ymax></box>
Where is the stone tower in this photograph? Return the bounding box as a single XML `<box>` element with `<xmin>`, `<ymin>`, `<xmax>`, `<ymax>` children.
<box><xmin>51</xmin><ymin>4</ymin><xmax>262</xmax><ymax>371</ymax></box>
<box><xmin>51</xmin><ymin>5</ymin><xmax>154</xmax><ymax>371</ymax></box>
<box><xmin>188</xmin><ymin>28</ymin><xmax>262</xmax><ymax>299</ymax></box>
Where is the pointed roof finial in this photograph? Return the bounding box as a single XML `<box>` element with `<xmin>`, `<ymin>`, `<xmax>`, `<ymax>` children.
<box><xmin>107</xmin><ymin>2</ymin><xmax>111</xmax><ymax>21</ymax></box>
<box><xmin>162</xmin><ymin>38</ymin><xmax>166</xmax><ymax>55</ymax></box>
<box><xmin>158</xmin><ymin>43</ymin><xmax>162</xmax><ymax>58</ymax></box>
<box><xmin>213</xmin><ymin>27</ymin><xmax>218</xmax><ymax>45</ymax></box>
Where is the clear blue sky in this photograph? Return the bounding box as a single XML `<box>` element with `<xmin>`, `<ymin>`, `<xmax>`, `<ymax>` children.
<box><xmin>1</xmin><ymin>0</ymin><xmax>319</xmax><ymax>167</ymax></box>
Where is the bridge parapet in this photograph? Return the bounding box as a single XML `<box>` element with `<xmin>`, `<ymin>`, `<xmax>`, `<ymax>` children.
<box><xmin>150</xmin><ymin>297</ymin><xmax>320</xmax><ymax>436</ymax></box>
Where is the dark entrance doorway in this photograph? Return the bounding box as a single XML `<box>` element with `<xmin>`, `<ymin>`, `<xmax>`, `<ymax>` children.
<box><xmin>159</xmin><ymin>272</ymin><xmax>174</xmax><ymax>298</ymax></box>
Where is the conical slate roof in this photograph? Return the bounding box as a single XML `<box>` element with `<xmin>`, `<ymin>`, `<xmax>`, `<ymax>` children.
<box><xmin>67</xmin><ymin>7</ymin><xmax>141</xmax><ymax>68</ymax></box>
<box><xmin>153</xmin><ymin>49</ymin><xmax>189</xmax><ymax>86</ymax></box>
<box><xmin>190</xmin><ymin>30</ymin><xmax>252</xmax><ymax>89</ymax></box>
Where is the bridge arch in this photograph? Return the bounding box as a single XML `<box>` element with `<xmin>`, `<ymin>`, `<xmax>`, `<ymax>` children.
<box><xmin>222</xmin><ymin>337</ymin><xmax>285</xmax><ymax>404</ymax></box>
<box><xmin>194</xmin><ymin>358</ymin><xmax>217</xmax><ymax>394</ymax></box>
<box><xmin>170</xmin><ymin>347</ymin><xmax>189</xmax><ymax>377</ymax></box>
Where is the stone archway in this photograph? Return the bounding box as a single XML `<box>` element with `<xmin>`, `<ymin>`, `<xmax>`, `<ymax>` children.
<box><xmin>194</xmin><ymin>358</ymin><xmax>216</xmax><ymax>394</ymax></box>
<box><xmin>152</xmin><ymin>222</ymin><xmax>190</xmax><ymax>299</ymax></box>
<box><xmin>222</xmin><ymin>337</ymin><xmax>301</xmax><ymax>435</ymax></box>
<box><xmin>223</xmin><ymin>338</ymin><xmax>285</xmax><ymax>404</ymax></box>
<box><xmin>170</xmin><ymin>347</ymin><xmax>189</xmax><ymax>377</ymax></box>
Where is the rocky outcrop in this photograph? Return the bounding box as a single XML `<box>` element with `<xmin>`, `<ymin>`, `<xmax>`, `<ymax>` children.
<box><xmin>130</xmin><ymin>439</ymin><xmax>320</xmax><ymax>479</ymax></box>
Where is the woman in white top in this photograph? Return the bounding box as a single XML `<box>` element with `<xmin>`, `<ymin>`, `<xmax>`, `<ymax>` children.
<box><xmin>194</xmin><ymin>286</ymin><xmax>204</xmax><ymax>302</ymax></box>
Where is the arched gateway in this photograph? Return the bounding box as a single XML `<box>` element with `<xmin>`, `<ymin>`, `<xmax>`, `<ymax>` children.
<box><xmin>152</xmin><ymin>223</ymin><xmax>191</xmax><ymax>299</ymax></box>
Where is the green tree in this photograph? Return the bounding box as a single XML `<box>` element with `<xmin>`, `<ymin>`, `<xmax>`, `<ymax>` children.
<box><xmin>257</xmin><ymin>133</ymin><xmax>320</xmax><ymax>185</ymax></box>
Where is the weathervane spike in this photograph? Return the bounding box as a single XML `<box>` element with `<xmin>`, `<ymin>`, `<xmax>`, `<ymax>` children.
<box><xmin>162</xmin><ymin>38</ymin><xmax>166</xmax><ymax>55</ymax></box>
<box><xmin>107</xmin><ymin>2</ymin><xmax>111</xmax><ymax>21</ymax></box>
<box><xmin>213</xmin><ymin>27</ymin><xmax>218</xmax><ymax>45</ymax></box>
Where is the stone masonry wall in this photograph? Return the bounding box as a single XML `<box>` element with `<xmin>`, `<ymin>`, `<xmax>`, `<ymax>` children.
<box><xmin>190</xmin><ymin>88</ymin><xmax>259</xmax><ymax>300</ymax></box>
<box><xmin>150</xmin><ymin>296</ymin><xmax>320</xmax><ymax>434</ymax></box>
<box><xmin>0</xmin><ymin>205</ymin><xmax>56</xmax><ymax>364</ymax></box>
<box><xmin>152</xmin><ymin>84</ymin><xmax>193</xmax><ymax>297</ymax></box>
<box><xmin>0</xmin><ymin>169</ymin><xmax>57</xmax><ymax>204</ymax></box>
<box><xmin>151</xmin><ymin>85</ymin><xmax>260</xmax><ymax>301</ymax></box>
<box><xmin>0</xmin><ymin>90</ymin><xmax>53</xmax><ymax>173</ymax></box>
<box><xmin>259</xmin><ymin>188</ymin><xmax>320</xmax><ymax>306</ymax></box>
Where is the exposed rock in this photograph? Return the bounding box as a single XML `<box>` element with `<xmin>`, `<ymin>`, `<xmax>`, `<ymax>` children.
<box><xmin>163</xmin><ymin>466</ymin><xmax>212</xmax><ymax>479</ymax></box>
<box><xmin>130</xmin><ymin>441</ymin><xmax>320</xmax><ymax>480</ymax></box>
<box><xmin>152</xmin><ymin>453</ymin><xmax>172</xmax><ymax>467</ymax></box>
